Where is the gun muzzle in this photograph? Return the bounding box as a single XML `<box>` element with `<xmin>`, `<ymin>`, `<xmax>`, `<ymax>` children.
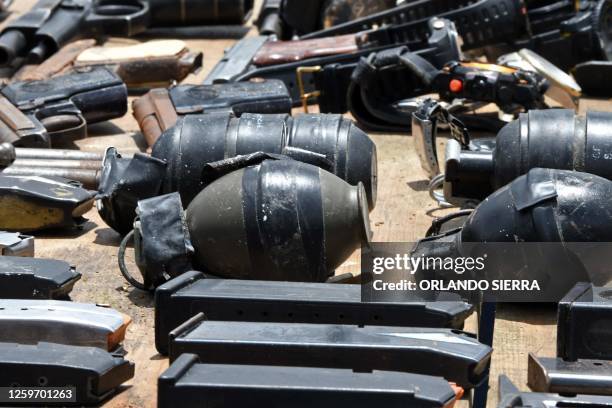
<box><xmin>0</xmin><ymin>30</ymin><xmax>26</xmax><ymax>66</ymax></box>
<box><xmin>27</xmin><ymin>40</ymin><xmax>50</xmax><ymax>64</ymax></box>
<box><xmin>258</xmin><ymin>12</ymin><xmax>281</xmax><ymax>36</ymax></box>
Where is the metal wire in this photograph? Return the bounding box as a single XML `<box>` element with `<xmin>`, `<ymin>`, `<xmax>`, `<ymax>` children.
<box><xmin>428</xmin><ymin>173</ymin><xmax>454</xmax><ymax>208</ymax></box>
<box><xmin>117</xmin><ymin>230</ymin><xmax>148</xmax><ymax>291</ymax></box>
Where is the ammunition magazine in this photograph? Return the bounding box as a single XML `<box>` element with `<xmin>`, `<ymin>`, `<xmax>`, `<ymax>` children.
<box><xmin>498</xmin><ymin>374</ymin><xmax>612</xmax><ymax>407</ymax></box>
<box><xmin>0</xmin><ymin>299</ymin><xmax>130</xmax><ymax>351</ymax></box>
<box><xmin>0</xmin><ymin>342</ymin><xmax>134</xmax><ymax>405</ymax></box>
<box><xmin>168</xmin><ymin>314</ymin><xmax>492</xmax><ymax>389</ymax></box>
<box><xmin>558</xmin><ymin>283</ymin><xmax>612</xmax><ymax>361</ymax></box>
<box><xmin>159</xmin><ymin>354</ymin><xmax>462</xmax><ymax>408</ymax></box>
<box><xmin>154</xmin><ymin>270</ymin><xmax>474</xmax><ymax>354</ymax></box>
<box><xmin>0</xmin><ymin>231</ymin><xmax>33</xmax><ymax>257</ymax></box>
<box><xmin>528</xmin><ymin>353</ymin><xmax>612</xmax><ymax>395</ymax></box>
<box><xmin>0</xmin><ymin>256</ymin><xmax>81</xmax><ymax>299</ymax></box>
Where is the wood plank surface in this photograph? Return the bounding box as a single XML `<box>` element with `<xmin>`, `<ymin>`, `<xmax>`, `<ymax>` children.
<box><xmin>4</xmin><ymin>1</ymin><xmax>612</xmax><ymax>407</ymax></box>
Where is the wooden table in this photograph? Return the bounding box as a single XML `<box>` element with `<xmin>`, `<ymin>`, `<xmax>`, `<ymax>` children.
<box><xmin>5</xmin><ymin>1</ymin><xmax>612</xmax><ymax>406</ymax></box>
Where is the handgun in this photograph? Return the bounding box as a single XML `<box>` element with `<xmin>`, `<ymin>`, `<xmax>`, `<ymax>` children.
<box><xmin>0</xmin><ymin>67</ymin><xmax>127</xmax><ymax>147</ymax></box>
<box><xmin>14</xmin><ymin>39</ymin><xmax>203</xmax><ymax>90</ymax></box>
<box><xmin>132</xmin><ymin>80</ymin><xmax>293</xmax><ymax>147</ymax></box>
<box><xmin>0</xmin><ymin>0</ymin><xmax>150</xmax><ymax>70</ymax></box>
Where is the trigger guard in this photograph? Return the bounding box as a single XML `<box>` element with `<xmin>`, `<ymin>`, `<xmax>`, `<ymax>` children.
<box><xmin>86</xmin><ymin>0</ymin><xmax>150</xmax><ymax>37</ymax></box>
<box><xmin>42</xmin><ymin>114</ymin><xmax>87</xmax><ymax>146</ymax></box>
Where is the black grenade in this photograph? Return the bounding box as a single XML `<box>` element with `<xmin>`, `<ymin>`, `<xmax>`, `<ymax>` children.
<box><xmin>413</xmin><ymin>168</ymin><xmax>612</xmax><ymax>300</ymax></box>
<box><xmin>152</xmin><ymin>112</ymin><xmax>377</xmax><ymax>209</ymax></box>
<box><xmin>444</xmin><ymin>109</ymin><xmax>612</xmax><ymax>204</ymax></box>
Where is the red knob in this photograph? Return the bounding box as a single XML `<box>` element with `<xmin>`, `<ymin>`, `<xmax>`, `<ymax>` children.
<box><xmin>449</xmin><ymin>79</ymin><xmax>463</xmax><ymax>93</ymax></box>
